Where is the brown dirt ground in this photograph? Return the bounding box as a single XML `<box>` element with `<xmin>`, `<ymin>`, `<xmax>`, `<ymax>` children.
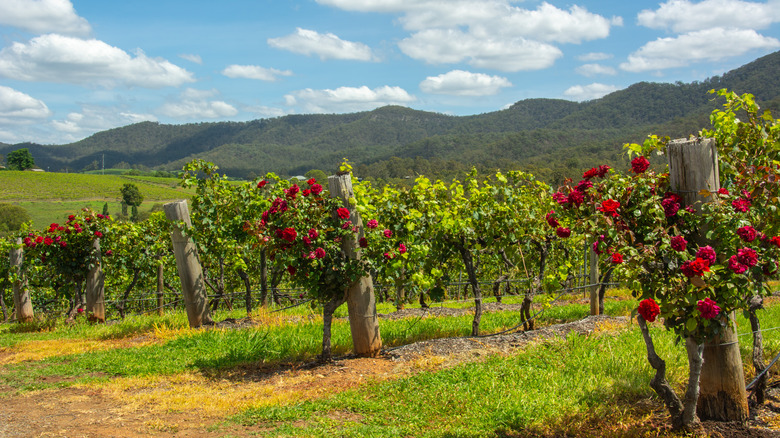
<box><xmin>1</xmin><ymin>314</ymin><xmax>780</xmax><ymax>437</ymax></box>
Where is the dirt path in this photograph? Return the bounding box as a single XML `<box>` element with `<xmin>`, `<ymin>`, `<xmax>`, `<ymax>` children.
<box><xmin>1</xmin><ymin>315</ymin><xmax>779</xmax><ymax>437</ymax></box>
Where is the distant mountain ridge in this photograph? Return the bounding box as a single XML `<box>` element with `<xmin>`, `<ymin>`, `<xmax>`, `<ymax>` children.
<box><xmin>3</xmin><ymin>50</ymin><xmax>780</xmax><ymax>182</ymax></box>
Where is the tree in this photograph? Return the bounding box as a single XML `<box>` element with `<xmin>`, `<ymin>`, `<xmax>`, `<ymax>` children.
<box><xmin>7</xmin><ymin>149</ymin><xmax>35</xmax><ymax>171</ymax></box>
<box><xmin>0</xmin><ymin>203</ymin><xmax>31</xmax><ymax>234</ymax></box>
<box><xmin>120</xmin><ymin>183</ymin><xmax>144</xmax><ymax>207</ymax></box>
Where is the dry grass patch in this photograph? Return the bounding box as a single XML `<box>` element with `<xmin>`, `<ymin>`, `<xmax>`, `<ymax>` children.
<box><xmin>0</xmin><ymin>336</ymin><xmax>158</xmax><ymax>365</ymax></box>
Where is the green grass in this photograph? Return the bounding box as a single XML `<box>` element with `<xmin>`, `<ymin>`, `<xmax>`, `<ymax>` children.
<box><xmin>0</xmin><ymin>170</ymin><xmax>194</xmax><ymax>228</ymax></box>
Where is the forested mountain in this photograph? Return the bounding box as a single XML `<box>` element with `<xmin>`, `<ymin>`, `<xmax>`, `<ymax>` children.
<box><xmin>3</xmin><ymin>50</ymin><xmax>780</xmax><ymax>184</ymax></box>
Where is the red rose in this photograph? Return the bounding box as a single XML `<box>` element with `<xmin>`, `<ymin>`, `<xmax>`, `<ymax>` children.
<box><xmin>717</xmin><ymin>188</ymin><xmax>729</xmax><ymax>196</ymax></box>
<box><xmin>310</xmin><ymin>184</ymin><xmax>323</xmax><ymax>195</ymax></box>
<box><xmin>307</xmin><ymin>178</ymin><xmax>317</xmax><ymax>185</ymax></box>
<box><xmin>314</xmin><ymin>248</ymin><xmax>326</xmax><ymax>259</ymax></box>
<box><xmin>383</xmin><ymin>229</ymin><xmax>392</xmax><ymax>238</ymax></box>
<box><xmin>736</xmin><ymin>226</ymin><xmax>757</xmax><ymax>242</ymax></box>
<box><xmin>94</xmin><ymin>231</ymin><xmax>103</xmax><ymax>238</ymax></box>
<box><xmin>552</xmin><ymin>192</ymin><xmax>567</xmax><ymax>205</ymax></box>
<box><xmin>598</xmin><ymin>199</ymin><xmax>620</xmax><ymax>217</ymax></box>
<box><xmin>638</xmin><ymin>298</ymin><xmax>660</xmax><ymax>322</ymax></box>
<box><xmin>276</xmin><ymin>227</ymin><xmax>297</xmax><ymax>243</ymax></box>
<box><xmin>597</xmin><ymin>165</ymin><xmax>611</xmax><ymax>178</ymax></box>
<box><xmin>737</xmin><ymin>247</ymin><xmax>758</xmax><ymax>267</ymax></box>
<box><xmin>546</xmin><ymin>210</ymin><xmax>559</xmax><ymax>228</ymax></box>
<box><xmin>44</xmin><ymin>237</ymin><xmax>54</xmax><ymax>246</ymax></box>
<box><xmin>367</xmin><ymin>219</ymin><xmax>378</xmax><ymax>229</ymax></box>
<box><xmin>383</xmin><ymin>252</ymin><xmax>394</xmax><ymax>260</ymax></box>
<box><xmin>575</xmin><ymin>180</ymin><xmax>593</xmax><ymax>192</ymax></box>
<box><xmin>285</xmin><ymin>184</ymin><xmax>300</xmax><ymax>198</ymax></box>
<box><xmin>611</xmin><ymin>253</ymin><xmax>623</xmax><ymax>264</ymax></box>
<box><xmin>399</xmin><ymin>243</ymin><xmax>407</xmax><ymax>254</ymax></box>
<box><xmin>728</xmin><ymin>255</ymin><xmax>747</xmax><ymax>274</ymax></box>
<box><xmin>287</xmin><ymin>266</ymin><xmax>296</xmax><ymax>276</ymax></box>
<box><xmin>695</xmin><ymin>246</ymin><xmax>716</xmax><ymax>265</ymax></box>
<box><xmin>661</xmin><ymin>193</ymin><xmax>681</xmax><ymax>217</ymax></box>
<box><xmin>583</xmin><ymin>168</ymin><xmax>599</xmax><ymax>180</ymax></box>
<box><xmin>631</xmin><ymin>156</ymin><xmax>650</xmax><ymax>174</ymax></box>
<box><xmin>681</xmin><ymin>258</ymin><xmax>709</xmax><ymax>277</ymax></box>
<box><xmin>697</xmin><ymin>297</ymin><xmax>721</xmax><ymax>320</ymax></box>
<box><xmin>302</xmin><ymin>189</ymin><xmax>311</xmax><ymax>197</ymax></box>
<box><xmin>336</xmin><ymin>208</ymin><xmax>350</xmax><ymax>219</ymax></box>
<box><xmin>567</xmin><ymin>190</ymin><xmax>584</xmax><ymax>206</ymax></box>
<box><xmin>556</xmin><ymin>227</ymin><xmax>571</xmax><ymax>238</ymax></box>
<box><xmin>308</xmin><ymin>229</ymin><xmax>319</xmax><ymax>240</ymax></box>
<box><xmin>670</xmin><ymin>235</ymin><xmax>687</xmax><ymax>252</ymax></box>
<box><xmin>732</xmin><ymin>198</ymin><xmax>751</xmax><ymax>213</ymax></box>
<box><xmin>35</xmin><ymin>235</ymin><xmax>44</xmax><ymax>244</ymax></box>
<box><xmin>359</xmin><ymin>237</ymin><xmax>368</xmax><ymax>248</ymax></box>
<box><xmin>771</xmin><ymin>236</ymin><xmax>780</xmax><ymax>248</ymax></box>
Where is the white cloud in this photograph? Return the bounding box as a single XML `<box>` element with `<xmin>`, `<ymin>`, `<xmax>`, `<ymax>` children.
<box><xmin>620</xmin><ymin>28</ymin><xmax>780</xmax><ymax>72</ymax></box>
<box><xmin>563</xmin><ymin>83</ymin><xmax>620</xmax><ymax>101</ymax></box>
<box><xmin>638</xmin><ymin>0</ymin><xmax>780</xmax><ymax>33</ymax></box>
<box><xmin>0</xmin><ymin>86</ymin><xmax>51</xmax><ymax>122</ymax></box>
<box><xmin>419</xmin><ymin>70</ymin><xmax>511</xmax><ymax>96</ymax></box>
<box><xmin>244</xmin><ymin>105</ymin><xmax>289</xmax><ymax>118</ymax></box>
<box><xmin>578</xmin><ymin>52</ymin><xmax>612</xmax><ymax>61</ymax></box>
<box><xmin>159</xmin><ymin>88</ymin><xmax>238</xmax><ymax>119</ymax></box>
<box><xmin>399</xmin><ymin>29</ymin><xmax>562</xmax><ymax>72</ymax></box>
<box><xmin>222</xmin><ymin>64</ymin><xmax>293</xmax><ymax>81</ymax></box>
<box><xmin>0</xmin><ymin>0</ymin><xmax>91</xmax><ymax>36</ymax></box>
<box><xmin>284</xmin><ymin>85</ymin><xmax>415</xmax><ymax>113</ymax></box>
<box><xmin>179</xmin><ymin>53</ymin><xmax>203</xmax><ymax>64</ymax></box>
<box><xmin>0</xmin><ymin>34</ymin><xmax>195</xmax><ymax>88</ymax></box>
<box><xmin>268</xmin><ymin>28</ymin><xmax>375</xmax><ymax>61</ymax></box>
<box><xmin>575</xmin><ymin>63</ymin><xmax>617</xmax><ymax>77</ymax></box>
<box><xmin>49</xmin><ymin>105</ymin><xmax>156</xmax><ymax>142</ymax></box>
<box><xmin>318</xmin><ymin>1</ymin><xmax>615</xmax><ymax>71</ymax></box>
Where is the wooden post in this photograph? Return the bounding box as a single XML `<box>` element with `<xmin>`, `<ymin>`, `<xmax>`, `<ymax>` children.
<box><xmin>328</xmin><ymin>174</ymin><xmax>382</xmax><ymax>356</ymax></box>
<box><xmin>589</xmin><ymin>247</ymin><xmax>599</xmax><ymax>316</ymax></box>
<box><xmin>668</xmin><ymin>137</ymin><xmax>749</xmax><ymax>422</ymax></box>
<box><xmin>84</xmin><ymin>238</ymin><xmax>106</xmax><ymax>322</ymax></box>
<box><xmin>163</xmin><ymin>200</ymin><xmax>212</xmax><ymax>328</ymax></box>
<box><xmin>10</xmin><ymin>238</ymin><xmax>34</xmax><ymax>323</ymax></box>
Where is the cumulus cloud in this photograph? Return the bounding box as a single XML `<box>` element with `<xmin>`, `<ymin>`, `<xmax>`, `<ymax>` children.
<box><xmin>222</xmin><ymin>65</ymin><xmax>293</xmax><ymax>81</ymax></box>
<box><xmin>638</xmin><ymin>0</ymin><xmax>780</xmax><ymax>33</ymax></box>
<box><xmin>0</xmin><ymin>34</ymin><xmax>195</xmax><ymax>88</ymax></box>
<box><xmin>159</xmin><ymin>88</ymin><xmax>238</xmax><ymax>119</ymax></box>
<box><xmin>284</xmin><ymin>85</ymin><xmax>415</xmax><ymax>113</ymax></box>
<box><xmin>179</xmin><ymin>54</ymin><xmax>203</xmax><ymax>64</ymax></box>
<box><xmin>0</xmin><ymin>86</ymin><xmax>51</xmax><ymax>122</ymax></box>
<box><xmin>51</xmin><ymin>105</ymin><xmax>156</xmax><ymax>139</ymax></box>
<box><xmin>317</xmin><ymin>0</ymin><xmax>616</xmax><ymax>71</ymax></box>
<box><xmin>620</xmin><ymin>28</ymin><xmax>780</xmax><ymax>72</ymax></box>
<box><xmin>399</xmin><ymin>29</ymin><xmax>562</xmax><ymax>72</ymax></box>
<box><xmin>268</xmin><ymin>28</ymin><xmax>375</xmax><ymax>61</ymax></box>
<box><xmin>564</xmin><ymin>83</ymin><xmax>621</xmax><ymax>101</ymax></box>
<box><xmin>578</xmin><ymin>52</ymin><xmax>612</xmax><ymax>61</ymax></box>
<box><xmin>419</xmin><ymin>70</ymin><xmax>511</xmax><ymax>96</ymax></box>
<box><xmin>575</xmin><ymin>63</ymin><xmax>617</xmax><ymax>77</ymax></box>
<box><xmin>0</xmin><ymin>0</ymin><xmax>91</xmax><ymax>36</ymax></box>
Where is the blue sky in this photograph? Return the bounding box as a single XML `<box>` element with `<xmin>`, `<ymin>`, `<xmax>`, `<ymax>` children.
<box><xmin>1</xmin><ymin>0</ymin><xmax>779</xmax><ymax>145</ymax></box>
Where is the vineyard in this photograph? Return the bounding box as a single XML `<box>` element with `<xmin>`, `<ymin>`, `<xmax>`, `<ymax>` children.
<box><xmin>2</xmin><ymin>89</ymin><xmax>780</xmax><ymax>436</ymax></box>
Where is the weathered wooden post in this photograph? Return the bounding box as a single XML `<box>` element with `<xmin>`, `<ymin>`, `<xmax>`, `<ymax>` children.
<box><xmin>328</xmin><ymin>174</ymin><xmax>383</xmax><ymax>357</ymax></box>
<box><xmin>163</xmin><ymin>200</ymin><xmax>212</xmax><ymax>328</ymax></box>
<box><xmin>84</xmin><ymin>238</ymin><xmax>106</xmax><ymax>322</ymax></box>
<box><xmin>668</xmin><ymin>137</ymin><xmax>749</xmax><ymax>422</ymax></box>
<box><xmin>589</xmin><ymin>248</ymin><xmax>599</xmax><ymax>316</ymax></box>
<box><xmin>10</xmin><ymin>238</ymin><xmax>34</xmax><ymax>323</ymax></box>
<box><xmin>156</xmin><ymin>257</ymin><xmax>164</xmax><ymax>316</ymax></box>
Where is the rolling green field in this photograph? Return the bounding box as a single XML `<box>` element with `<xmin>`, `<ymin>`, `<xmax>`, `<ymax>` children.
<box><xmin>0</xmin><ymin>171</ymin><xmax>194</xmax><ymax>228</ymax></box>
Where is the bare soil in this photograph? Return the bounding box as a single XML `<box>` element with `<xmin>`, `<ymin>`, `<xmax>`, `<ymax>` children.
<box><xmin>1</xmin><ymin>314</ymin><xmax>780</xmax><ymax>437</ymax></box>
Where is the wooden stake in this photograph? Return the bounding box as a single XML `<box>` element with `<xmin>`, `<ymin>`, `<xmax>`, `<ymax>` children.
<box><xmin>10</xmin><ymin>238</ymin><xmax>34</xmax><ymax>323</ymax></box>
<box><xmin>84</xmin><ymin>238</ymin><xmax>106</xmax><ymax>322</ymax></box>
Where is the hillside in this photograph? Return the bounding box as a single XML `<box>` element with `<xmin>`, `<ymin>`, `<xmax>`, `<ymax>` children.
<box><xmin>2</xmin><ymin>50</ymin><xmax>780</xmax><ymax>183</ymax></box>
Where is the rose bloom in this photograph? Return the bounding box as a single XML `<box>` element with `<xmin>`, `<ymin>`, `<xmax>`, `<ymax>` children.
<box><xmin>302</xmin><ymin>189</ymin><xmax>311</xmax><ymax>197</ymax></box>
<box><xmin>308</xmin><ymin>228</ymin><xmax>319</xmax><ymax>239</ymax></box>
<box><xmin>556</xmin><ymin>227</ymin><xmax>571</xmax><ymax>238</ymax></box>
<box><xmin>399</xmin><ymin>243</ymin><xmax>407</xmax><ymax>254</ymax></box>
<box><xmin>94</xmin><ymin>231</ymin><xmax>103</xmax><ymax>238</ymax></box>
<box><xmin>732</xmin><ymin>198</ymin><xmax>751</xmax><ymax>213</ymax></box>
<box><xmin>59</xmin><ymin>241</ymin><xmax>67</xmax><ymax>248</ymax></box>
<box><xmin>552</xmin><ymin>192</ymin><xmax>567</xmax><ymax>205</ymax></box>
<box><xmin>35</xmin><ymin>235</ymin><xmax>44</xmax><ymax>244</ymax></box>
<box><xmin>583</xmin><ymin>168</ymin><xmax>599</xmax><ymax>180</ymax></box>
<box><xmin>737</xmin><ymin>247</ymin><xmax>758</xmax><ymax>267</ymax></box>
<box><xmin>310</xmin><ymin>184</ymin><xmax>323</xmax><ymax>195</ymax></box>
<box><xmin>696</xmin><ymin>246</ymin><xmax>717</xmax><ymax>265</ymax></box>
<box><xmin>359</xmin><ymin>237</ymin><xmax>368</xmax><ymax>248</ymax></box>
<box><xmin>384</xmin><ymin>252</ymin><xmax>394</xmax><ymax>260</ymax></box>
<box><xmin>717</xmin><ymin>188</ymin><xmax>729</xmax><ymax>196</ymax></box>
<box><xmin>597</xmin><ymin>165</ymin><xmax>611</xmax><ymax>178</ymax></box>
<box><xmin>287</xmin><ymin>266</ymin><xmax>296</xmax><ymax>276</ymax></box>
<box><xmin>697</xmin><ymin>297</ymin><xmax>721</xmax><ymax>320</ymax></box>
<box><xmin>771</xmin><ymin>236</ymin><xmax>780</xmax><ymax>248</ymax></box>
<box><xmin>575</xmin><ymin>180</ymin><xmax>593</xmax><ymax>192</ymax></box>
<box><xmin>277</xmin><ymin>227</ymin><xmax>297</xmax><ymax>243</ymax></box>
<box><xmin>307</xmin><ymin>178</ymin><xmax>317</xmax><ymax>185</ymax></box>
<box><xmin>611</xmin><ymin>253</ymin><xmax>624</xmax><ymax>264</ymax></box>
<box><xmin>257</xmin><ymin>180</ymin><xmax>268</xmax><ymax>188</ymax></box>
<box><xmin>546</xmin><ymin>210</ymin><xmax>559</xmax><ymax>228</ymax></box>
<box><xmin>681</xmin><ymin>258</ymin><xmax>710</xmax><ymax>277</ymax></box>
<box><xmin>43</xmin><ymin>237</ymin><xmax>54</xmax><ymax>246</ymax></box>
<box><xmin>638</xmin><ymin>298</ymin><xmax>661</xmax><ymax>322</ymax></box>
<box><xmin>567</xmin><ymin>189</ymin><xmax>584</xmax><ymax>206</ymax></box>
<box><xmin>736</xmin><ymin>225</ymin><xmax>757</xmax><ymax>242</ymax></box>
<box><xmin>670</xmin><ymin>235</ymin><xmax>687</xmax><ymax>252</ymax></box>
<box><xmin>631</xmin><ymin>156</ymin><xmax>650</xmax><ymax>173</ymax></box>
<box><xmin>728</xmin><ymin>255</ymin><xmax>748</xmax><ymax>274</ymax></box>
<box><xmin>598</xmin><ymin>199</ymin><xmax>621</xmax><ymax>217</ymax></box>
<box><xmin>315</xmin><ymin>247</ymin><xmax>326</xmax><ymax>259</ymax></box>
<box><xmin>285</xmin><ymin>184</ymin><xmax>300</xmax><ymax>198</ymax></box>
<box><xmin>336</xmin><ymin>207</ymin><xmax>350</xmax><ymax>219</ymax></box>
<box><xmin>367</xmin><ymin>219</ymin><xmax>379</xmax><ymax>229</ymax></box>
<box><xmin>302</xmin><ymin>236</ymin><xmax>312</xmax><ymax>246</ymax></box>
<box><xmin>383</xmin><ymin>229</ymin><xmax>393</xmax><ymax>238</ymax></box>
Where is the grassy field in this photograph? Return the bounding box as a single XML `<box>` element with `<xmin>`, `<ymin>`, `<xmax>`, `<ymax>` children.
<box><xmin>0</xmin><ymin>171</ymin><xmax>194</xmax><ymax>228</ymax></box>
<box><xmin>1</xmin><ymin>292</ymin><xmax>778</xmax><ymax>437</ymax></box>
